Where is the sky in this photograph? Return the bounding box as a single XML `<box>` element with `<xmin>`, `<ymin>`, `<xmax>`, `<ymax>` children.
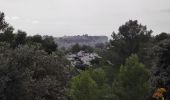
<box><xmin>0</xmin><ymin>0</ymin><xmax>170</xmax><ymax>37</ymax></box>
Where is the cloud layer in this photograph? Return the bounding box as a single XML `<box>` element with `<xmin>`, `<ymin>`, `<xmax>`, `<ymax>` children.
<box><xmin>0</xmin><ymin>0</ymin><xmax>170</xmax><ymax>37</ymax></box>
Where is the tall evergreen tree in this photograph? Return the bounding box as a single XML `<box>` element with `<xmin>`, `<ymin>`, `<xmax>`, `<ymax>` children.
<box><xmin>109</xmin><ymin>20</ymin><xmax>152</xmax><ymax>66</ymax></box>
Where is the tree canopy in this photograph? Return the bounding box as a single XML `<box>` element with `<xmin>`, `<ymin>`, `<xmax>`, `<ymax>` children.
<box><xmin>109</xmin><ymin>20</ymin><xmax>152</xmax><ymax>66</ymax></box>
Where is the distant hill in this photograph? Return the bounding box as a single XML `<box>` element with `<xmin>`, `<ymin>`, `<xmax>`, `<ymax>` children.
<box><xmin>54</xmin><ymin>34</ymin><xmax>108</xmax><ymax>48</ymax></box>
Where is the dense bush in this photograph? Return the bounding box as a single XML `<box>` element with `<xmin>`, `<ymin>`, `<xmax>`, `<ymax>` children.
<box><xmin>0</xmin><ymin>43</ymin><xmax>70</xmax><ymax>100</ymax></box>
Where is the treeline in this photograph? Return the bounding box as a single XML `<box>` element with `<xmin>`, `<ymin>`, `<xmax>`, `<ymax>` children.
<box><xmin>0</xmin><ymin>12</ymin><xmax>57</xmax><ymax>54</ymax></box>
<box><xmin>0</xmin><ymin>28</ymin><xmax>57</xmax><ymax>53</ymax></box>
<box><xmin>0</xmin><ymin>11</ymin><xmax>170</xmax><ymax>100</ymax></box>
<box><xmin>68</xmin><ymin>20</ymin><xmax>170</xmax><ymax>100</ymax></box>
<box><xmin>0</xmin><ymin>12</ymin><xmax>70</xmax><ymax>100</ymax></box>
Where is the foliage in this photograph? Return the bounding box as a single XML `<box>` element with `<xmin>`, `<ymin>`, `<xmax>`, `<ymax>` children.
<box><xmin>26</xmin><ymin>35</ymin><xmax>43</xmax><ymax>44</ymax></box>
<box><xmin>0</xmin><ymin>12</ymin><xmax>8</xmax><ymax>31</ymax></box>
<box><xmin>0</xmin><ymin>26</ymin><xmax>14</xmax><ymax>43</ymax></box>
<box><xmin>81</xmin><ymin>45</ymin><xmax>94</xmax><ymax>53</ymax></box>
<box><xmin>69</xmin><ymin>71</ymin><xmax>98</xmax><ymax>100</ymax></box>
<box><xmin>42</xmin><ymin>36</ymin><xmax>58</xmax><ymax>54</ymax></box>
<box><xmin>70</xmin><ymin>43</ymin><xmax>81</xmax><ymax>53</ymax></box>
<box><xmin>109</xmin><ymin>20</ymin><xmax>152</xmax><ymax>66</ymax></box>
<box><xmin>0</xmin><ymin>43</ymin><xmax>70</xmax><ymax>100</ymax></box>
<box><xmin>12</xmin><ymin>30</ymin><xmax>27</xmax><ymax>47</ymax></box>
<box><xmin>70</xmin><ymin>44</ymin><xmax>94</xmax><ymax>53</ymax></box>
<box><xmin>150</xmin><ymin>39</ymin><xmax>170</xmax><ymax>100</ymax></box>
<box><xmin>112</xmin><ymin>54</ymin><xmax>149</xmax><ymax>100</ymax></box>
<box><xmin>154</xmin><ymin>32</ymin><xmax>170</xmax><ymax>43</ymax></box>
<box><xmin>69</xmin><ymin>68</ymin><xmax>111</xmax><ymax>100</ymax></box>
<box><xmin>90</xmin><ymin>68</ymin><xmax>112</xmax><ymax>100</ymax></box>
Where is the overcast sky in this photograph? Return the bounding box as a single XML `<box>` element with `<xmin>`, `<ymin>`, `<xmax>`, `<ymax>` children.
<box><xmin>0</xmin><ymin>0</ymin><xmax>170</xmax><ymax>37</ymax></box>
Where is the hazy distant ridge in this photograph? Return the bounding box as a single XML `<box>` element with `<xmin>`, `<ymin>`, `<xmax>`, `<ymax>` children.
<box><xmin>54</xmin><ymin>34</ymin><xmax>108</xmax><ymax>48</ymax></box>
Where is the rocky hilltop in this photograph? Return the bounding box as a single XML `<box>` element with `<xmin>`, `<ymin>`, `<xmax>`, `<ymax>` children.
<box><xmin>54</xmin><ymin>34</ymin><xmax>108</xmax><ymax>48</ymax></box>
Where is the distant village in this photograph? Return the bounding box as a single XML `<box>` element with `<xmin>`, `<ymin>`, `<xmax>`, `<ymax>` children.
<box><xmin>53</xmin><ymin>34</ymin><xmax>108</xmax><ymax>69</ymax></box>
<box><xmin>54</xmin><ymin>34</ymin><xmax>108</xmax><ymax>48</ymax></box>
<box><xmin>66</xmin><ymin>51</ymin><xmax>102</xmax><ymax>70</ymax></box>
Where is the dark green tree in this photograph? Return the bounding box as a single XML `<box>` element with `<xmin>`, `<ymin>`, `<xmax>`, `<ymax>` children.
<box><xmin>11</xmin><ymin>30</ymin><xmax>27</xmax><ymax>48</ymax></box>
<box><xmin>2</xmin><ymin>26</ymin><xmax>15</xmax><ymax>43</ymax></box>
<box><xmin>0</xmin><ymin>12</ymin><xmax>8</xmax><ymax>31</ymax></box>
<box><xmin>112</xmin><ymin>54</ymin><xmax>149</xmax><ymax>100</ymax></box>
<box><xmin>69</xmin><ymin>68</ymin><xmax>112</xmax><ymax>100</ymax></box>
<box><xmin>150</xmin><ymin>39</ymin><xmax>170</xmax><ymax>100</ymax></box>
<box><xmin>154</xmin><ymin>32</ymin><xmax>170</xmax><ymax>43</ymax></box>
<box><xmin>81</xmin><ymin>45</ymin><xmax>94</xmax><ymax>53</ymax></box>
<box><xmin>69</xmin><ymin>71</ymin><xmax>98</xmax><ymax>100</ymax></box>
<box><xmin>27</xmin><ymin>35</ymin><xmax>43</xmax><ymax>43</ymax></box>
<box><xmin>0</xmin><ymin>43</ymin><xmax>69</xmax><ymax>100</ymax></box>
<box><xmin>32</xmin><ymin>35</ymin><xmax>42</xmax><ymax>43</ymax></box>
<box><xmin>42</xmin><ymin>36</ymin><xmax>57</xmax><ymax>54</ymax></box>
<box><xmin>70</xmin><ymin>43</ymin><xmax>81</xmax><ymax>53</ymax></box>
<box><xmin>109</xmin><ymin>20</ymin><xmax>152</xmax><ymax>66</ymax></box>
<box><xmin>0</xmin><ymin>12</ymin><xmax>10</xmax><ymax>42</ymax></box>
<box><xmin>90</xmin><ymin>68</ymin><xmax>111</xmax><ymax>100</ymax></box>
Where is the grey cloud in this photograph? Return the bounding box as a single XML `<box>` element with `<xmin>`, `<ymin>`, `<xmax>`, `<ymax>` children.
<box><xmin>0</xmin><ymin>0</ymin><xmax>170</xmax><ymax>37</ymax></box>
<box><xmin>160</xmin><ymin>8</ymin><xmax>170</xmax><ymax>13</ymax></box>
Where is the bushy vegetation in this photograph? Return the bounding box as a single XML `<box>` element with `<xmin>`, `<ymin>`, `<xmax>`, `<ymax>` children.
<box><xmin>0</xmin><ymin>11</ymin><xmax>169</xmax><ymax>100</ymax></box>
<box><xmin>0</xmin><ymin>12</ymin><xmax>70</xmax><ymax>100</ymax></box>
<box><xmin>69</xmin><ymin>43</ymin><xmax>94</xmax><ymax>53</ymax></box>
<box><xmin>0</xmin><ymin>44</ymin><xmax>70</xmax><ymax>100</ymax></box>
